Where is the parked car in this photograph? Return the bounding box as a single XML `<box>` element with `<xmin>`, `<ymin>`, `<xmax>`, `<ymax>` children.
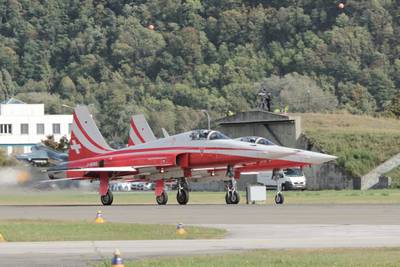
<box><xmin>255</xmin><ymin>168</ymin><xmax>306</xmax><ymax>190</ymax></box>
<box><xmin>110</xmin><ymin>183</ymin><xmax>131</xmax><ymax>191</ymax></box>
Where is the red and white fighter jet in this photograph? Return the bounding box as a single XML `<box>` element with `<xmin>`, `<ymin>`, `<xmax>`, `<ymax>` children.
<box><xmin>47</xmin><ymin>106</ymin><xmax>297</xmax><ymax>205</ymax></box>
<box><xmin>128</xmin><ymin>116</ymin><xmax>337</xmax><ymax>204</ymax></box>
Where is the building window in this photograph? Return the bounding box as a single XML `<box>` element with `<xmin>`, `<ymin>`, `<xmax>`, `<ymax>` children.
<box><xmin>68</xmin><ymin>123</ymin><xmax>72</xmax><ymax>134</ymax></box>
<box><xmin>0</xmin><ymin>124</ymin><xmax>12</xmax><ymax>134</ymax></box>
<box><xmin>37</xmin><ymin>123</ymin><xmax>45</xmax><ymax>135</ymax></box>
<box><xmin>52</xmin><ymin>123</ymin><xmax>61</xmax><ymax>134</ymax></box>
<box><xmin>20</xmin><ymin>123</ymin><xmax>29</xmax><ymax>135</ymax></box>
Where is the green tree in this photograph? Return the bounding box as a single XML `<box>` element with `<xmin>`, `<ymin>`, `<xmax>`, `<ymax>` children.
<box><xmin>258</xmin><ymin>73</ymin><xmax>338</xmax><ymax>112</ymax></box>
<box><xmin>59</xmin><ymin>76</ymin><xmax>77</xmax><ymax>100</ymax></box>
<box><xmin>0</xmin><ymin>69</ymin><xmax>16</xmax><ymax>100</ymax></box>
<box><xmin>385</xmin><ymin>92</ymin><xmax>400</xmax><ymax>118</ymax></box>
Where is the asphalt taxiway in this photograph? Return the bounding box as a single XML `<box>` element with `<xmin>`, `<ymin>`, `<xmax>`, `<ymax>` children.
<box><xmin>0</xmin><ymin>204</ymin><xmax>400</xmax><ymax>266</ymax></box>
<box><xmin>1</xmin><ymin>204</ymin><xmax>400</xmax><ymax>224</ymax></box>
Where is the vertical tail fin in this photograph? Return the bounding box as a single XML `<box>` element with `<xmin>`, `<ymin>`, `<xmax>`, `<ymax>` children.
<box><xmin>69</xmin><ymin>105</ymin><xmax>113</xmax><ymax>161</ymax></box>
<box><xmin>161</xmin><ymin>128</ymin><xmax>170</xmax><ymax>138</ymax></box>
<box><xmin>128</xmin><ymin>114</ymin><xmax>157</xmax><ymax>146</ymax></box>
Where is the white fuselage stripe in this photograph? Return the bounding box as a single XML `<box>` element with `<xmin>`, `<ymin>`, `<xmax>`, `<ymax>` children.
<box><xmin>75</xmin><ymin>106</ymin><xmax>113</xmax><ymax>150</ymax></box>
<box><xmin>72</xmin><ymin>123</ymin><xmax>109</xmax><ymax>154</ymax></box>
<box><xmin>129</xmin><ymin>128</ymin><xmax>144</xmax><ymax>145</ymax></box>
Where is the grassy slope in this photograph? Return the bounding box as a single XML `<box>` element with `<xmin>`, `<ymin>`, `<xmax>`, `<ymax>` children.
<box><xmin>299</xmin><ymin>113</ymin><xmax>400</xmax><ymax>180</ymax></box>
<box><xmin>0</xmin><ymin>220</ymin><xmax>226</xmax><ymax>242</ymax></box>
<box><xmin>385</xmin><ymin>167</ymin><xmax>400</xmax><ymax>188</ymax></box>
<box><xmin>100</xmin><ymin>248</ymin><xmax>400</xmax><ymax>267</ymax></box>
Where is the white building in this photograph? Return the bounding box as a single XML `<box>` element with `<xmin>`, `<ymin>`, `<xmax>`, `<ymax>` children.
<box><xmin>0</xmin><ymin>98</ymin><xmax>73</xmax><ymax>155</ymax></box>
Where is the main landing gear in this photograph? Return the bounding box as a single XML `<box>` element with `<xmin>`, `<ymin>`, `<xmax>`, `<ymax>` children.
<box><xmin>155</xmin><ymin>178</ymin><xmax>190</xmax><ymax>205</ymax></box>
<box><xmin>101</xmin><ymin>189</ymin><xmax>114</xmax><ymax>205</ymax></box>
<box><xmin>155</xmin><ymin>180</ymin><xmax>168</xmax><ymax>205</ymax></box>
<box><xmin>176</xmin><ymin>177</ymin><xmax>190</xmax><ymax>205</ymax></box>
<box><xmin>156</xmin><ymin>191</ymin><xmax>168</xmax><ymax>205</ymax></box>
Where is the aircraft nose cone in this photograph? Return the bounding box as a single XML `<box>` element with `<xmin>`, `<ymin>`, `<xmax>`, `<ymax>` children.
<box><xmin>318</xmin><ymin>153</ymin><xmax>338</xmax><ymax>163</ymax></box>
<box><xmin>262</xmin><ymin>146</ymin><xmax>298</xmax><ymax>159</ymax></box>
<box><xmin>295</xmin><ymin>150</ymin><xmax>337</xmax><ymax>164</ymax></box>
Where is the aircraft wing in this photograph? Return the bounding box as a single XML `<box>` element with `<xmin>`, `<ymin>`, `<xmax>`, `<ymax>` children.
<box><xmin>67</xmin><ymin>167</ymin><xmax>137</xmax><ymax>172</ymax></box>
<box><xmin>41</xmin><ymin>177</ymin><xmax>87</xmax><ymax>183</ymax></box>
<box><xmin>47</xmin><ymin>154</ymin><xmax>178</xmax><ymax>181</ymax></box>
<box><xmin>16</xmin><ymin>150</ymin><xmax>49</xmax><ymax>161</ymax></box>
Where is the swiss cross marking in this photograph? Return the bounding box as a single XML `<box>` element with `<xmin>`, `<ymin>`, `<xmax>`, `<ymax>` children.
<box><xmin>71</xmin><ymin>140</ymin><xmax>82</xmax><ymax>154</ymax></box>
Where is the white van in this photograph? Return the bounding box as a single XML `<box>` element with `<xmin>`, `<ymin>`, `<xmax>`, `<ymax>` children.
<box><xmin>256</xmin><ymin>168</ymin><xmax>306</xmax><ymax>190</ymax></box>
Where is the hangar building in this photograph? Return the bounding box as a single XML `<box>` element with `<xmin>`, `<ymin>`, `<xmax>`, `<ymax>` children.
<box><xmin>0</xmin><ymin>98</ymin><xmax>72</xmax><ymax>155</ymax></box>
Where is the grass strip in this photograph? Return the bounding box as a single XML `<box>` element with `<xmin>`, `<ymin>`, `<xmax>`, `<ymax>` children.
<box><xmin>0</xmin><ymin>219</ymin><xmax>226</xmax><ymax>242</ymax></box>
<box><xmin>99</xmin><ymin>248</ymin><xmax>400</xmax><ymax>267</ymax></box>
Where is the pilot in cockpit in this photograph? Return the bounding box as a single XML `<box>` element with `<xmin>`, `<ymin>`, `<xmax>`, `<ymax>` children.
<box><xmin>190</xmin><ymin>130</ymin><xmax>229</xmax><ymax>140</ymax></box>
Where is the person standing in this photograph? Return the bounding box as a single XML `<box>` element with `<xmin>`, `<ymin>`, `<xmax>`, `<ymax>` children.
<box><xmin>266</xmin><ymin>92</ymin><xmax>272</xmax><ymax>112</ymax></box>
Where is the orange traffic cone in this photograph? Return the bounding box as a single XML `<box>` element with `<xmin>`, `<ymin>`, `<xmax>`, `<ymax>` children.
<box><xmin>95</xmin><ymin>210</ymin><xmax>105</xmax><ymax>224</ymax></box>
<box><xmin>111</xmin><ymin>249</ymin><xmax>124</xmax><ymax>267</ymax></box>
<box><xmin>176</xmin><ymin>223</ymin><xmax>187</xmax><ymax>235</ymax></box>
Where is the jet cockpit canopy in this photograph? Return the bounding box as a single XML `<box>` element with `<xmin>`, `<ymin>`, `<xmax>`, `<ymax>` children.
<box><xmin>239</xmin><ymin>136</ymin><xmax>275</xmax><ymax>145</ymax></box>
<box><xmin>190</xmin><ymin>130</ymin><xmax>230</xmax><ymax>141</ymax></box>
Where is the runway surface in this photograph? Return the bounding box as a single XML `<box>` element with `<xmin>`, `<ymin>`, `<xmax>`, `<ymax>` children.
<box><xmin>1</xmin><ymin>204</ymin><xmax>400</xmax><ymax>224</ymax></box>
<box><xmin>1</xmin><ymin>204</ymin><xmax>400</xmax><ymax>266</ymax></box>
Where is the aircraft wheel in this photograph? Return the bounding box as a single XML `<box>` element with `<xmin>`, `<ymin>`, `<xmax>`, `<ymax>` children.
<box><xmin>230</xmin><ymin>191</ymin><xmax>240</xmax><ymax>204</ymax></box>
<box><xmin>275</xmin><ymin>192</ymin><xmax>284</xmax><ymax>205</ymax></box>
<box><xmin>225</xmin><ymin>192</ymin><xmax>232</xmax><ymax>204</ymax></box>
<box><xmin>225</xmin><ymin>191</ymin><xmax>240</xmax><ymax>205</ymax></box>
<box><xmin>177</xmin><ymin>189</ymin><xmax>189</xmax><ymax>205</ymax></box>
<box><xmin>101</xmin><ymin>190</ymin><xmax>113</xmax><ymax>206</ymax></box>
<box><xmin>156</xmin><ymin>191</ymin><xmax>168</xmax><ymax>205</ymax></box>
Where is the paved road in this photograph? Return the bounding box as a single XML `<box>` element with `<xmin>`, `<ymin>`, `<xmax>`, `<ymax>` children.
<box><xmin>1</xmin><ymin>204</ymin><xmax>399</xmax><ymax>224</ymax></box>
<box><xmin>1</xmin><ymin>204</ymin><xmax>400</xmax><ymax>266</ymax></box>
<box><xmin>1</xmin><ymin>224</ymin><xmax>400</xmax><ymax>267</ymax></box>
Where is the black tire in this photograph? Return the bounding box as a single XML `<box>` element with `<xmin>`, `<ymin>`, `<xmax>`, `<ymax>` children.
<box><xmin>275</xmin><ymin>193</ymin><xmax>284</xmax><ymax>204</ymax></box>
<box><xmin>225</xmin><ymin>191</ymin><xmax>240</xmax><ymax>205</ymax></box>
<box><xmin>230</xmin><ymin>191</ymin><xmax>240</xmax><ymax>204</ymax></box>
<box><xmin>225</xmin><ymin>192</ymin><xmax>232</xmax><ymax>204</ymax></box>
<box><xmin>101</xmin><ymin>190</ymin><xmax>113</xmax><ymax>206</ymax></box>
<box><xmin>177</xmin><ymin>189</ymin><xmax>189</xmax><ymax>205</ymax></box>
<box><xmin>156</xmin><ymin>191</ymin><xmax>168</xmax><ymax>205</ymax></box>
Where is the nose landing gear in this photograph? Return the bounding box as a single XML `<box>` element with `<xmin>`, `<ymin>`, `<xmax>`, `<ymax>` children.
<box><xmin>225</xmin><ymin>177</ymin><xmax>240</xmax><ymax>205</ymax></box>
<box><xmin>275</xmin><ymin>191</ymin><xmax>284</xmax><ymax>204</ymax></box>
<box><xmin>273</xmin><ymin>169</ymin><xmax>285</xmax><ymax>205</ymax></box>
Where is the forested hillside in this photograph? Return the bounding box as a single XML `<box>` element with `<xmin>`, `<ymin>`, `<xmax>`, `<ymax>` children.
<box><xmin>0</xmin><ymin>0</ymin><xmax>399</xmax><ymax>145</ymax></box>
